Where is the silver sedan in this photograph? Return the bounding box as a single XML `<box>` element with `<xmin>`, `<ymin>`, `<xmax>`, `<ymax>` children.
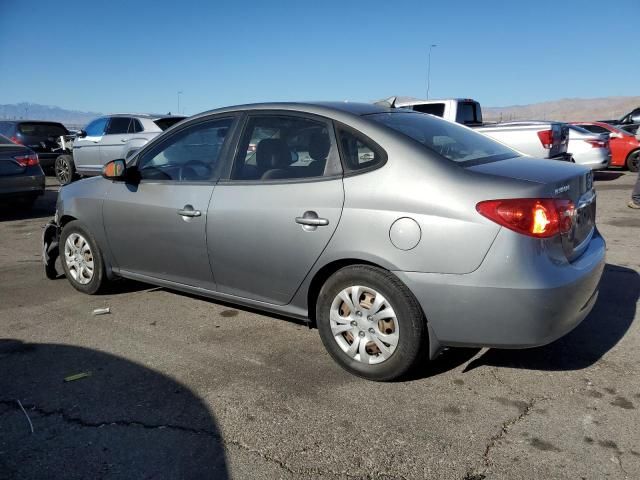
<box><xmin>43</xmin><ymin>102</ymin><xmax>605</xmax><ymax>381</ymax></box>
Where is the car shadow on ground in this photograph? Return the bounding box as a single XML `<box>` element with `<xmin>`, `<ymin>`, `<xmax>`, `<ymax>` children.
<box><xmin>594</xmin><ymin>171</ymin><xmax>626</xmax><ymax>182</ymax></box>
<box><xmin>0</xmin><ymin>339</ymin><xmax>229</xmax><ymax>479</ymax></box>
<box><xmin>0</xmin><ymin>189</ymin><xmax>57</xmax><ymax>222</ymax></box>
<box><xmin>461</xmin><ymin>264</ymin><xmax>638</xmax><ymax>373</ymax></box>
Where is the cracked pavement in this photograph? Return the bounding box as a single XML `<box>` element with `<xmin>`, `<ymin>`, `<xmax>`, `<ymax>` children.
<box><xmin>0</xmin><ymin>173</ymin><xmax>639</xmax><ymax>479</ymax></box>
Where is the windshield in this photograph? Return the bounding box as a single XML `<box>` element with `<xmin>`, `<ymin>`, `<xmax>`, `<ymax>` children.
<box><xmin>18</xmin><ymin>122</ymin><xmax>68</xmax><ymax>137</ymax></box>
<box><xmin>368</xmin><ymin>112</ymin><xmax>519</xmax><ymax>164</ymax></box>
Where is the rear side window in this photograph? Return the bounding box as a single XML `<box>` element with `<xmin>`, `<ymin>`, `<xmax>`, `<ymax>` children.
<box><xmin>84</xmin><ymin>118</ymin><xmax>108</xmax><ymax>136</ymax></box>
<box><xmin>106</xmin><ymin>117</ymin><xmax>132</xmax><ymax>135</ymax></box>
<box><xmin>337</xmin><ymin>128</ymin><xmax>385</xmax><ymax>172</ymax></box>
<box><xmin>232</xmin><ymin>115</ymin><xmax>337</xmax><ymax>181</ymax></box>
<box><xmin>368</xmin><ymin>112</ymin><xmax>518</xmax><ymax>164</ymax></box>
<box><xmin>411</xmin><ymin>103</ymin><xmax>445</xmax><ymax>117</ymax></box>
<box><xmin>128</xmin><ymin>119</ymin><xmax>143</xmax><ymax>133</ymax></box>
<box><xmin>18</xmin><ymin>122</ymin><xmax>68</xmax><ymax>137</ymax></box>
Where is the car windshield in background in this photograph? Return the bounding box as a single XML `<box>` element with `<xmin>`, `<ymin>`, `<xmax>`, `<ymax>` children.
<box><xmin>154</xmin><ymin>117</ymin><xmax>186</xmax><ymax>131</ymax></box>
<box><xmin>0</xmin><ymin>134</ymin><xmax>14</xmax><ymax>145</ymax></box>
<box><xmin>368</xmin><ymin>112</ymin><xmax>519</xmax><ymax>164</ymax></box>
<box><xmin>18</xmin><ymin>122</ymin><xmax>68</xmax><ymax>137</ymax></box>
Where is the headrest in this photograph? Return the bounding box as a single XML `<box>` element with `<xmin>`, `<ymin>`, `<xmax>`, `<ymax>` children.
<box><xmin>308</xmin><ymin>132</ymin><xmax>330</xmax><ymax>161</ymax></box>
<box><xmin>256</xmin><ymin>138</ymin><xmax>291</xmax><ymax>170</ymax></box>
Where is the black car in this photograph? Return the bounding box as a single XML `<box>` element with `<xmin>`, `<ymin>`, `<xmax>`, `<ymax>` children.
<box><xmin>0</xmin><ymin>134</ymin><xmax>45</xmax><ymax>208</ymax></box>
<box><xmin>0</xmin><ymin>120</ymin><xmax>69</xmax><ymax>169</ymax></box>
<box><xmin>599</xmin><ymin>107</ymin><xmax>640</xmax><ymax>135</ymax></box>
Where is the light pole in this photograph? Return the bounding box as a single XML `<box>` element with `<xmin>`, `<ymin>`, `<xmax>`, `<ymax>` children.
<box><xmin>177</xmin><ymin>91</ymin><xmax>183</xmax><ymax>115</ymax></box>
<box><xmin>427</xmin><ymin>44</ymin><xmax>437</xmax><ymax>99</ymax></box>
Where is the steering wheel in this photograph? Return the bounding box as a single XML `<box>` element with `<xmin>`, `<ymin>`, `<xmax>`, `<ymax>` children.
<box><xmin>178</xmin><ymin>160</ymin><xmax>212</xmax><ymax>181</ymax></box>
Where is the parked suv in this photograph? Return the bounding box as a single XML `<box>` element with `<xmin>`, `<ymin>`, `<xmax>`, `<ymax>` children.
<box><xmin>0</xmin><ymin>120</ymin><xmax>69</xmax><ymax>170</ymax></box>
<box><xmin>55</xmin><ymin>114</ymin><xmax>185</xmax><ymax>184</ymax></box>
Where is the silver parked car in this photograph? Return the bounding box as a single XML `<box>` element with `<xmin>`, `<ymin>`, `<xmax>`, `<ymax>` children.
<box><xmin>55</xmin><ymin>114</ymin><xmax>185</xmax><ymax>184</ymax></box>
<box><xmin>43</xmin><ymin>102</ymin><xmax>605</xmax><ymax>381</ymax></box>
<box><xmin>567</xmin><ymin>125</ymin><xmax>611</xmax><ymax>170</ymax></box>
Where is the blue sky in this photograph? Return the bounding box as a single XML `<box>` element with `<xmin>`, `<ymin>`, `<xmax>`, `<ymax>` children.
<box><xmin>1</xmin><ymin>0</ymin><xmax>638</xmax><ymax>115</ymax></box>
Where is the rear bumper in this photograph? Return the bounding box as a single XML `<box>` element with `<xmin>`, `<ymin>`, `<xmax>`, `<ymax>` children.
<box><xmin>573</xmin><ymin>151</ymin><xmax>611</xmax><ymax>171</ymax></box>
<box><xmin>0</xmin><ymin>169</ymin><xmax>45</xmax><ymax>198</ymax></box>
<box><xmin>396</xmin><ymin>229</ymin><xmax>606</xmax><ymax>350</ymax></box>
<box><xmin>36</xmin><ymin>153</ymin><xmax>60</xmax><ymax>168</ymax></box>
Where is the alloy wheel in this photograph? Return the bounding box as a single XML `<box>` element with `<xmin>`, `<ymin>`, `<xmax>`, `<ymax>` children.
<box><xmin>329</xmin><ymin>286</ymin><xmax>399</xmax><ymax>365</ymax></box>
<box><xmin>56</xmin><ymin>157</ymin><xmax>70</xmax><ymax>184</ymax></box>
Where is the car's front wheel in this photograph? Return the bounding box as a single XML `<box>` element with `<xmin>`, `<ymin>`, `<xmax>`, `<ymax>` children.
<box><xmin>626</xmin><ymin>150</ymin><xmax>640</xmax><ymax>172</ymax></box>
<box><xmin>60</xmin><ymin>221</ymin><xmax>107</xmax><ymax>294</ymax></box>
<box><xmin>316</xmin><ymin>265</ymin><xmax>428</xmax><ymax>381</ymax></box>
<box><xmin>55</xmin><ymin>154</ymin><xmax>77</xmax><ymax>185</ymax></box>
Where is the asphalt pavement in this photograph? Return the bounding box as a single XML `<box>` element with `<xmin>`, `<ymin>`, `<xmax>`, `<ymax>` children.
<box><xmin>0</xmin><ymin>172</ymin><xmax>638</xmax><ymax>480</ymax></box>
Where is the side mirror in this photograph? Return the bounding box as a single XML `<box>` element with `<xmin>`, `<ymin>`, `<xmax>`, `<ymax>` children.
<box><xmin>102</xmin><ymin>159</ymin><xmax>127</xmax><ymax>180</ymax></box>
<box><xmin>609</xmin><ymin>132</ymin><xmax>621</xmax><ymax>139</ymax></box>
<box><xmin>77</xmin><ymin>130</ymin><xmax>87</xmax><ymax>138</ymax></box>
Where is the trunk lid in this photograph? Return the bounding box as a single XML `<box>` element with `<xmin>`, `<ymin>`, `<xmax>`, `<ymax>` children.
<box><xmin>0</xmin><ymin>145</ymin><xmax>29</xmax><ymax>176</ymax></box>
<box><xmin>468</xmin><ymin>157</ymin><xmax>595</xmax><ymax>262</ymax></box>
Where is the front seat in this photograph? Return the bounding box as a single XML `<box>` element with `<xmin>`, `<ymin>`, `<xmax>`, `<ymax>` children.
<box><xmin>256</xmin><ymin>138</ymin><xmax>292</xmax><ymax>179</ymax></box>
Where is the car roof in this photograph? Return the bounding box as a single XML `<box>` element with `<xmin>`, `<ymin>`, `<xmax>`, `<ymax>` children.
<box><xmin>193</xmin><ymin>101</ymin><xmax>398</xmax><ymax>121</ymax></box>
<box><xmin>105</xmin><ymin>113</ymin><xmax>186</xmax><ymax>120</ymax></box>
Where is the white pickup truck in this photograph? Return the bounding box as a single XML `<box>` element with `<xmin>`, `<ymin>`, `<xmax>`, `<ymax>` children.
<box><xmin>377</xmin><ymin>97</ymin><xmax>571</xmax><ymax>161</ymax></box>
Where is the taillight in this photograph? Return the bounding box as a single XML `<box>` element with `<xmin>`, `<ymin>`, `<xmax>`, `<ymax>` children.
<box><xmin>10</xmin><ymin>136</ymin><xmax>22</xmax><ymax>145</ymax></box>
<box><xmin>537</xmin><ymin>129</ymin><xmax>553</xmax><ymax>149</ymax></box>
<box><xmin>13</xmin><ymin>152</ymin><xmax>39</xmax><ymax>167</ymax></box>
<box><xmin>585</xmin><ymin>139</ymin><xmax>608</xmax><ymax>149</ymax></box>
<box><xmin>476</xmin><ymin>198</ymin><xmax>575</xmax><ymax>238</ymax></box>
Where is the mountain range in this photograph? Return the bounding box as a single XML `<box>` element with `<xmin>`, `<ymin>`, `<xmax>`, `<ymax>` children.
<box><xmin>1</xmin><ymin>97</ymin><xmax>639</xmax><ymax>127</ymax></box>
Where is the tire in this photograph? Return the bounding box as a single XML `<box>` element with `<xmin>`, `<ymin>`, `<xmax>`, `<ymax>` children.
<box><xmin>59</xmin><ymin>220</ymin><xmax>107</xmax><ymax>294</ymax></box>
<box><xmin>55</xmin><ymin>154</ymin><xmax>77</xmax><ymax>185</ymax></box>
<box><xmin>316</xmin><ymin>265</ymin><xmax>428</xmax><ymax>381</ymax></box>
<box><xmin>626</xmin><ymin>150</ymin><xmax>640</xmax><ymax>173</ymax></box>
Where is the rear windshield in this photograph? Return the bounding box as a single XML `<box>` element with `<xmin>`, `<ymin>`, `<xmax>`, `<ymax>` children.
<box><xmin>154</xmin><ymin>117</ymin><xmax>185</xmax><ymax>131</ymax></box>
<box><xmin>368</xmin><ymin>112</ymin><xmax>519</xmax><ymax>164</ymax></box>
<box><xmin>456</xmin><ymin>102</ymin><xmax>483</xmax><ymax>125</ymax></box>
<box><xmin>411</xmin><ymin>103</ymin><xmax>445</xmax><ymax>117</ymax></box>
<box><xmin>0</xmin><ymin>134</ymin><xmax>14</xmax><ymax>145</ymax></box>
<box><xmin>18</xmin><ymin>122</ymin><xmax>68</xmax><ymax>137</ymax></box>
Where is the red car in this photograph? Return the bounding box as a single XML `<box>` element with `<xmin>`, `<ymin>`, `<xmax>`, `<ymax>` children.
<box><xmin>572</xmin><ymin>122</ymin><xmax>639</xmax><ymax>172</ymax></box>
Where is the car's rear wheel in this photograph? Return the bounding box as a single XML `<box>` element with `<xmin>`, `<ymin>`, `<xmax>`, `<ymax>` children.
<box><xmin>316</xmin><ymin>265</ymin><xmax>428</xmax><ymax>381</ymax></box>
<box><xmin>55</xmin><ymin>154</ymin><xmax>77</xmax><ymax>185</ymax></box>
<box><xmin>626</xmin><ymin>150</ymin><xmax>639</xmax><ymax>172</ymax></box>
<box><xmin>60</xmin><ymin>221</ymin><xmax>106</xmax><ymax>294</ymax></box>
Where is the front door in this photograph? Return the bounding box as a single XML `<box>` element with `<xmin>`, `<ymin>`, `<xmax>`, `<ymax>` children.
<box><xmin>103</xmin><ymin>116</ymin><xmax>236</xmax><ymax>289</ymax></box>
<box><xmin>74</xmin><ymin>117</ymin><xmax>108</xmax><ymax>174</ymax></box>
<box><xmin>100</xmin><ymin>117</ymin><xmax>133</xmax><ymax>165</ymax></box>
<box><xmin>209</xmin><ymin>113</ymin><xmax>344</xmax><ymax>305</ymax></box>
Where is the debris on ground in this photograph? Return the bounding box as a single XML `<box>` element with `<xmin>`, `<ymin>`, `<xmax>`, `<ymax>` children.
<box><xmin>64</xmin><ymin>372</ymin><xmax>92</xmax><ymax>382</ymax></box>
<box><xmin>92</xmin><ymin>307</ymin><xmax>110</xmax><ymax>316</ymax></box>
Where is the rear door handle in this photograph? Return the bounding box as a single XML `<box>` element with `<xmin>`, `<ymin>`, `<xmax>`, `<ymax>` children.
<box><xmin>177</xmin><ymin>205</ymin><xmax>201</xmax><ymax>218</ymax></box>
<box><xmin>295</xmin><ymin>211</ymin><xmax>329</xmax><ymax>231</ymax></box>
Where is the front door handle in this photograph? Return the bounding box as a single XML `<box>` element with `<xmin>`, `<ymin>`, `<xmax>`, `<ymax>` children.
<box><xmin>177</xmin><ymin>205</ymin><xmax>201</xmax><ymax>218</ymax></box>
<box><xmin>295</xmin><ymin>211</ymin><xmax>329</xmax><ymax>231</ymax></box>
<box><xmin>120</xmin><ymin>138</ymin><xmax>129</xmax><ymax>142</ymax></box>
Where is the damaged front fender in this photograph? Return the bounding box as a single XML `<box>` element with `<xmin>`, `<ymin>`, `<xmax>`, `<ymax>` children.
<box><xmin>42</xmin><ymin>219</ymin><xmax>60</xmax><ymax>279</ymax></box>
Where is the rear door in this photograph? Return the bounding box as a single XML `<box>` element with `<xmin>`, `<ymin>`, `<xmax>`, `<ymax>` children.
<box><xmin>74</xmin><ymin>117</ymin><xmax>108</xmax><ymax>174</ymax></box>
<box><xmin>103</xmin><ymin>115</ymin><xmax>237</xmax><ymax>289</ymax></box>
<box><xmin>208</xmin><ymin>113</ymin><xmax>344</xmax><ymax>305</ymax></box>
<box><xmin>100</xmin><ymin>117</ymin><xmax>132</xmax><ymax>164</ymax></box>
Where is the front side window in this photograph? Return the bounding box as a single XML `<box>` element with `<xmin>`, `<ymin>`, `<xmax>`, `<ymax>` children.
<box><xmin>137</xmin><ymin>118</ymin><xmax>233</xmax><ymax>181</ymax></box>
<box><xmin>232</xmin><ymin>115</ymin><xmax>336</xmax><ymax>180</ymax></box>
<box><xmin>368</xmin><ymin>112</ymin><xmax>518</xmax><ymax>165</ymax></box>
<box><xmin>84</xmin><ymin>118</ymin><xmax>108</xmax><ymax>137</ymax></box>
<box><xmin>106</xmin><ymin>117</ymin><xmax>132</xmax><ymax>135</ymax></box>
